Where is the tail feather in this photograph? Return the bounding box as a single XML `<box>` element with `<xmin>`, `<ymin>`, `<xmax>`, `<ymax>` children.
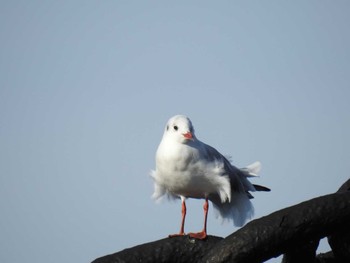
<box><xmin>241</xmin><ymin>161</ymin><xmax>271</xmax><ymax>193</ymax></box>
<box><xmin>210</xmin><ymin>193</ymin><xmax>254</xmax><ymax>227</ymax></box>
<box><xmin>242</xmin><ymin>161</ymin><xmax>261</xmax><ymax>177</ymax></box>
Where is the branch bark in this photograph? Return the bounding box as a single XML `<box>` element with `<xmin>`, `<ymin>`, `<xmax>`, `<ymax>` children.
<box><xmin>92</xmin><ymin>236</ymin><xmax>223</xmax><ymax>263</ymax></box>
<box><xmin>327</xmin><ymin>179</ymin><xmax>350</xmax><ymax>262</ymax></box>
<box><xmin>202</xmin><ymin>191</ymin><xmax>350</xmax><ymax>263</ymax></box>
<box><xmin>92</xmin><ymin>180</ymin><xmax>350</xmax><ymax>263</ymax></box>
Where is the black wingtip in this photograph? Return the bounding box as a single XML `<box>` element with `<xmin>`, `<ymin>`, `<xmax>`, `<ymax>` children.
<box><xmin>253</xmin><ymin>184</ymin><xmax>271</xmax><ymax>192</ymax></box>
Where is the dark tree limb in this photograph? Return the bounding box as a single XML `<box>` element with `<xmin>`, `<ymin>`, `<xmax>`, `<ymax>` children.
<box><xmin>281</xmin><ymin>238</ymin><xmax>319</xmax><ymax>263</ymax></box>
<box><xmin>326</xmin><ymin>179</ymin><xmax>350</xmax><ymax>262</ymax></box>
<box><xmin>281</xmin><ymin>179</ymin><xmax>350</xmax><ymax>263</ymax></box>
<box><xmin>316</xmin><ymin>251</ymin><xmax>336</xmax><ymax>263</ymax></box>
<box><xmin>335</xmin><ymin>179</ymin><xmax>350</xmax><ymax>193</ymax></box>
<box><xmin>92</xmin><ymin>180</ymin><xmax>350</xmax><ymax>263</ymax></box>
<box><xmin>202</xmin><ymin>191</ymin><xmax>350</xmax><ymax>263</ymax></box>
<box><xmin>92</xmin><ymin>236</ymin><xmax>223</xmax><ymax>263</ymax></box>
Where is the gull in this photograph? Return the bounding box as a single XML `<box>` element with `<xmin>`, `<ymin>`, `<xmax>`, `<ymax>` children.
<box><xmin>151</xmin><ymin>115</ymin><xmax>270</xmax><ymax>239</ymax></box>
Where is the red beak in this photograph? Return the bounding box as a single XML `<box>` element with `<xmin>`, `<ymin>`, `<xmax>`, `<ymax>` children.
<box><xmin>183</xmin><ymin>132</ymin><xmax>193</xmax><ymax>139</ymax></box>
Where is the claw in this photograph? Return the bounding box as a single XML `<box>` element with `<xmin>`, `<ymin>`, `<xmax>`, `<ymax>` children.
<box><xmin>188</xmin><ymin>231</ymin><xmax>207</xmax><ymax>240</ymax></box>
<box><xmin>168</xmin><ymin>232</ymin><xmax>186</xmax><ymax>238</ymax></box>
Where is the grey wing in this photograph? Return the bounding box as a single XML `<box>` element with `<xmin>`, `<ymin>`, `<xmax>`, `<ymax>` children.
<box><xmin>201</xmin><ymin>143</ymin><xmax>253</xmax><ymax>193</ymax></box>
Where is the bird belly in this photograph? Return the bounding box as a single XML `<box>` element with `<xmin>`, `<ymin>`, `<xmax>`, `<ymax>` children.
<box><xmin>156</xmin><ymin>161</ymin><xmax>230</xmax><ymax>200</ymax></box>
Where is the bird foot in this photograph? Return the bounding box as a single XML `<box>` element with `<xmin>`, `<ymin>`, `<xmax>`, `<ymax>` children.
<box><xmin>188</xmin><ymin>231</ymin><xmax>207</xmax><ymax>240</ymax></box>
<box><xmin>168</xmin><ymin>232</ymin><xmax>186</xmax><ymax>238</ymax></box>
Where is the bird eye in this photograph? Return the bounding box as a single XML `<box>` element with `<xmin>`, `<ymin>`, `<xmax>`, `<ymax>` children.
<box><xmin>173</xmin><ymin>125</ymin><xmax>178</xmax><ymax>131</ymax></box>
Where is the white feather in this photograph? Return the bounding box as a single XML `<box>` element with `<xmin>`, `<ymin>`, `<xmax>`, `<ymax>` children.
<box><xmin>212</xmin><ymin>192</ymin><xmax>254</xmax><ymax>226</ymax></box>
<box><xmin>242</xmin><ymin>161</ymin><xmax>262</xmax><ymax>177</ymax></box>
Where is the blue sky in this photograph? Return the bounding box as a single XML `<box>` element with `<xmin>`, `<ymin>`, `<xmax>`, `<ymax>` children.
<box><xmin>1</xmin><ymin>1</ymin><xmax>349</xmax><ymax>262</ymax></box>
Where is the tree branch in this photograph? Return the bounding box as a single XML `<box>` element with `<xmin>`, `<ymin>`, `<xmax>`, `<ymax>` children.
<box><xmin>92</xmin><ymin>180</ymin><xmax>350</xmax><ymax>263</ymax></box>
<box><xmin>327</xmin><ymin>179</ymin><xmax>350</xmax><ymax>262</ymax></box>
<box><xmin>92</xmin><ymin>236</ymin><xmax>223</xmax><ymax>263</ymax></box>
<box><xmin>203</xmin><ymin>191</ymin><xmax>350</xmax><ymax>263</ymax></box>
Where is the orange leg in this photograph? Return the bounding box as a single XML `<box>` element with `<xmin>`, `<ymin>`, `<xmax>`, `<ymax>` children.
<box><xmin>169</xmin><ymin>199</ymin><xmax>186</xmax><ymax>237</ymax></box>
<box><xmin>189</xmin><ymin>198</ymin><xmax>208</xmax><ymax>240</ymax></box>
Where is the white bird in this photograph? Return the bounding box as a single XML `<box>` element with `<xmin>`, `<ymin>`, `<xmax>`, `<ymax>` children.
<box><xmin>151</xmin><ymin>115</ymin><xmax>270</xmax><ymax>239</ymax></box>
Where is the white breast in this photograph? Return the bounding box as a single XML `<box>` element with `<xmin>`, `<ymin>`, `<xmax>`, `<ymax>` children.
<box><xmin>153</xmin><ymin>143</ymin><xmax>231</xmax><ymax>201</ymax></box>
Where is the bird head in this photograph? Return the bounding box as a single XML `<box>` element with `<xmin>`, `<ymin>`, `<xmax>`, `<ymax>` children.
<box><xmin>163</xmin><ymin>115</ymin><xmax>196</xmax><ymax>144</ymax></box>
